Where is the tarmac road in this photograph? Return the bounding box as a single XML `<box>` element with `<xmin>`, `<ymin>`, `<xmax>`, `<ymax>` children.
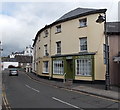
<box><xmin>2</xmin><ymin>70</ymin><xmax>119</xmax><ymax>109</ymax></box>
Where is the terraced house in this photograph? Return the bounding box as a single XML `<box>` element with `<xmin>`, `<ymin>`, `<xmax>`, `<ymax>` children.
<box><xmin>33</xmin><ymin>8</ymin><xmax>107</xmax><ymax>82</ymax></box>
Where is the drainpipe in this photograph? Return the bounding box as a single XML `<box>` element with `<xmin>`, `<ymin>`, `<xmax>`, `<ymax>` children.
<box><xmin>49</xmin><ymin>27</ymin><xmax>52</xmax><ymax>79</ymax></box>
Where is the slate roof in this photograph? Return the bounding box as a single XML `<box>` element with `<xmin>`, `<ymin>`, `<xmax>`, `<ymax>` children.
<box><xmin>15</xmin><ymin>55</ymin><xmax>32</xmax><ymax>63</ymax></box>
<box><xmin>33</xmin><ymin>7</ymin><xmax>107</xmax><ymax>47</ymax></box>
<box><xmin>2</xmin><ymin>55</ymin><xmax>32</xmax><ymax>63</ymax></box>
<box><xmin>2</xmin><ymin>57</ymin><xmax>17</xmax><ymax>62</ymax></box>
<box><xmin>106</xmin><ymin>22</ymin><xmax>120</xmax><ymax>35</ymax></box>
<box><xmin>55</xmin><ymin>8</ymin><xmax>106</xmax><ymax>23</ymax></box>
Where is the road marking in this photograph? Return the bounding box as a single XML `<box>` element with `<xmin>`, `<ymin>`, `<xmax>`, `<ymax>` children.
<box><xmin>25</xmin><ymin>73</ymin><xmax>120</xmax><ymax>103</ymax></box>
<box><xmin>52</xmin><ymin>97</ymin><xmax>83</xmax><ymax>109</ymax></box>
<box><xmin>25</xmin><ymin>84</ymin><xmax>40</xmax><ymax>93</ymax></box>
<box><xmin>2</xmin><ymin>85</ymin><xmax>12</xmax><ymax>110</ymax></box>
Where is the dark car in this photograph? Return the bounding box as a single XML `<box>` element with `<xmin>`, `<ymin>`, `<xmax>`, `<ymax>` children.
<box><xmin>9</xmin><ymin>68</ymin><xmax>18</xmax><ymax>76</ymax></box>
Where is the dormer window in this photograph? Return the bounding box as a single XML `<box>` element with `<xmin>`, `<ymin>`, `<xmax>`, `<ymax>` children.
<box><xmin>79</xmin><ymin>18</ymin><xmax>87</xmax><ymax>27</ymax></box>
<box><xmin>44</xmin><ymin>30</ymin><xmax>48</xmax><ymax>37</ymax></box>
<box><xmin>56</xmin><ymin>25</ymin><xmax>61</xmax><ymax>33</ymax></box>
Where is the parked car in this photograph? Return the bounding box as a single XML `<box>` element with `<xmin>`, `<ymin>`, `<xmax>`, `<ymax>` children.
<box><xmin>9</xmin><ymin>68</ymin><xmax>18</xmax><ymax>76</ymax></box>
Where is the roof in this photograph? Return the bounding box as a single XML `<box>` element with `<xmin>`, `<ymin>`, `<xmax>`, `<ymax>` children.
<box><xmin>15</xmin><ymin>55</ymin><xmax>32</xmax><ymax>63</ymax></box>
<box><xmin>55</xmin><ymin>8</ymin><xmax>106</xmax><ymax>23</ymax></box>
<box><xmin>2</xmin><ymin>55</ymin><xmax>32</xmax><ymax>63</ymax></box>
<box><xmin>106</xmin><ymin>22</ymin><xmax>120</xmax><ymax>35</ymax></box>
<box><xmin>2</xmin><ymin>57</ymin><xmax>17</xmax><ymax>62</ymax></box>
<box><xmin>33</xmin><ymin>7</ymin><xmax>107</xmax><ymax>47</ymax></box>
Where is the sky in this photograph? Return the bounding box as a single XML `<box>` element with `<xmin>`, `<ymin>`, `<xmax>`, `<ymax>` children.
<box><xmin>0</xmin><ymin>0</ymin><xmax>119</xmax><ymax>56</ymax></box>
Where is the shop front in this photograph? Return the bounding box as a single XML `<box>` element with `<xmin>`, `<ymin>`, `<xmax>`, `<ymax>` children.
<box><xmin>51</xmin><ymin>53</ymin><xmax>95</xmax><ymax>81</ymax></box>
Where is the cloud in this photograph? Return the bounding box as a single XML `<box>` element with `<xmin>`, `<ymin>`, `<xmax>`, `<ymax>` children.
<box><xmin>1</xmin><ymin>2</ymin><xmax>79</xmax><ymax>56</ymax></box>
<box><xmin>0</xmin><ymin>1</ymin><xmax>119</xmax><ymax>56</ymax></box>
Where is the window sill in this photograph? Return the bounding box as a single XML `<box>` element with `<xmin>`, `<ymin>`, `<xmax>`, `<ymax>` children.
<box><xmin>79</xmin><ymin>51</ymin><xmax>88</xmax><ymax>53</ymax></box>
<box><xmin>55</xmin><ymin>31</ymin><xmax>61</xmax><ymax>34</ymax></box>
<box><xmin>53</xmin><ymin>73</ymin><xmax>63</xmax><ymax>75</ymax></box>
<box><xmin>43</xmin><ymin>54</ymin><xmax>49</xmax><ymax>57</ymax></box>
<box><xmin>78</xmin><ymin>25</ymin><xmax>87</xmax><ymax>28</ymax></box>
<box><xmin>42</xmin><ymin>72</ymin><xmax>49</xmax><ymax>74</ymax></box>
<box><xmin>55</xmin><ymin>53</ymin><xmax>61</xmax><ymax>56</ymax></box>
<box><xmin>43</xmin><ymin>36</ymin><xmax>48</xmax><ymax>38</ymax></box>
<box><xmin>75</xmin><ymin>75</ymin><xmax>92</xmax><ymax>77</ymax></box>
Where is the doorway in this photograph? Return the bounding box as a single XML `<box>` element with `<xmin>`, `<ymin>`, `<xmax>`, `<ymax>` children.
<box><xmin>66</xmin><ymin>59</ymin><xmax>74</xmax><ymax>79</ymax></box>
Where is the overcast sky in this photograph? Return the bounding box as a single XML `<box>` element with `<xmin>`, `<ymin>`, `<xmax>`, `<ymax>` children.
<box><xmin>0</xmin><ymin>0</ymin><xmax>119</xmax><ymax>56</ymax></box>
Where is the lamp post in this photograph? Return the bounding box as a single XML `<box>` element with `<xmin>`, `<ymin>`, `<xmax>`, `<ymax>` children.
<box><xmin>96</xmin><ymin>13</ymin><xmax>110</xmax><ymax>90</ymax></box>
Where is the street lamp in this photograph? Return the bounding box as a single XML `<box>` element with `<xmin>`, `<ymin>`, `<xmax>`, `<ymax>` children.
<box><xmin>96</xmin><ymin>13</ymin><xmax>110</xmax><ymax>90</ymax></box>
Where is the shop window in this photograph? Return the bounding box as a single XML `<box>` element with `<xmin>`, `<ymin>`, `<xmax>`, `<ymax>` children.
<box><xmin>53</xmin><ymin>60</ymin><xmax>64</xmax><ymax>74</ymax></box>
<box><xmin>76</xmin><ymin>59</ymin><xmax>92</xmax><ymax>76</ymax></box>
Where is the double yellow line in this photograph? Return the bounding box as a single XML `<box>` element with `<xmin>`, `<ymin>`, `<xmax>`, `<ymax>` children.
<box><xmin>2</xmin><ymin>85</ymin><xmax>12</xmax><ymax>110</ymax></box>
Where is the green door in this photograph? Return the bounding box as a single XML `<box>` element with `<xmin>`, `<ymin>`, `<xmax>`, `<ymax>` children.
<box><xmin>66</xmin><ymin>59</ymin><xmax>74</xmax><ymax>79</ymax></box>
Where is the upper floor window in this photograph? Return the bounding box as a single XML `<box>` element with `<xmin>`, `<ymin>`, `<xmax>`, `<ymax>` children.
<box><xmin>38</xmin><ymin>35</ymin><xmax>40</xmax><ymax>42</ymax></box>
<box><xmin>80</xmin><ymin>37</ymin><xmax>87</xmax><ymax>51</ymax></box>
<box><xmin>79</xmin><ymin>18</ymin><xmax>87</xmax><ymax>27</ymax></box>
<box><xmin>44</xmin><ymin>44</ymin><xmax>48</xmax><ymax>56</ymax></box>
<box><xmin>44</xmin><ymin>30</ymin><xmax>48</xmax><ymax>38</ymax></box>
<box><xmin>56</xmin><ymin>41</ymin><xmax>61</xmax><ymax>54</ymax></box>
<box><xmin>56</xmin><ymin>25</ymin><xmax>61</xmax><ymax>33</ymax></box>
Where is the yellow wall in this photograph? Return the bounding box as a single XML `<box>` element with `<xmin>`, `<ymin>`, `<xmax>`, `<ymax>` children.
<box><xmin>34</xmin><ymin>13</ymin><xmax>106</xmax><ymax>81</ymax></box>
<box><xmin>52</xmin><ymin>75</ymin><xmax>64</xmax><ymax>79</ymax></box>
<box><xmin>75</xmin><ymin>76</ymin><xmax>93</xmax><ymax>81</ymax></box>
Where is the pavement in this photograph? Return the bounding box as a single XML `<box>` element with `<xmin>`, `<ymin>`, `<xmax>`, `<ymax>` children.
<box><xmin>25</xmin><ymin>72</ymin><xmax>120</xmax><ymax>101</ymax></box>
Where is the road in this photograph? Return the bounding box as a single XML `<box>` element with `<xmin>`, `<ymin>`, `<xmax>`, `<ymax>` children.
<box><xmin>2</xmin><ymin>70</ymin><xmax>119</xmax><ymax>109</ymax></box>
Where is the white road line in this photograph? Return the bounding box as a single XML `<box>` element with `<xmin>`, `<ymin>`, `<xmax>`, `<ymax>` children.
<box><xmin>52</xmin><ymin>97</ymin><xmax>82</xmax><ymax>109</ymax></box>
<box><xmin>25</xmin><ymin>84</ymin><xmax>40</xmax><ymax>93</ymax></box>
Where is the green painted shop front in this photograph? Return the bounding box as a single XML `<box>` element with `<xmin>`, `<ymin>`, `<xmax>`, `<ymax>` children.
<box><xmin>52</xmin><ymin>54</ymin><xmax>95</xmax><ymax>80</ymax></box>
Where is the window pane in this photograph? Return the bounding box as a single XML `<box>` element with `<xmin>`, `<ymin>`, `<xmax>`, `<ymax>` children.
<box><xmin>56</xmin><ymin>41</ymin><xmax>61</xmax><ymax>54</ymax></box>
<box><xmin>80</xmin><ymin>38</ymin><xmax>87</xmax><ymax>51</ymax></box>
<box><xmin>44</xmin><ymin>30</ymin><xmax>48</xmax><ymax>37</ymax></box>
<box><xmin>53</xmin><ymin>60</ymin><xmax>64</xmax><ymax>74</ymax></box>
<box><xmin>79</xmin><ymin>18</ymin><xmax>87</xmax><ymax>27</ymax></box>
<box><xmin>76</xmin><ymin>59</ymin><xmax>92</xmax><ymax>76</ymax></box>
<box><xmin>56</xmin><ymin>25</ymin><xmax>61</xmax><ymax>33</ymax></box>
<box><xmin>43</xmin><ymin>61</ymin><xmax>49</xmax><ymax>73</ymax></box>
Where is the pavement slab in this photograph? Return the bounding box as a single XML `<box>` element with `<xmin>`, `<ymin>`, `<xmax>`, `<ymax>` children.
<box><xmin>72</xmin><ymin>86</ymin><xmax>119</xmax><ymax>100</ymax></box>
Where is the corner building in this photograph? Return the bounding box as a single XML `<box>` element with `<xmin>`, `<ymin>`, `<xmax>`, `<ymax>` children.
<box><xmin>33</xmin><ymin>8</ymin><xmax>107</xmax><ymax>82</ymax></box>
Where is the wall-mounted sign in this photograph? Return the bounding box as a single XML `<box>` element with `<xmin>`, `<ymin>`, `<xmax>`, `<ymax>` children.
<box><xmin>66</xmin><ymin>56</ymin><xmax>72</xmax><ymax>60</ymax></box>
